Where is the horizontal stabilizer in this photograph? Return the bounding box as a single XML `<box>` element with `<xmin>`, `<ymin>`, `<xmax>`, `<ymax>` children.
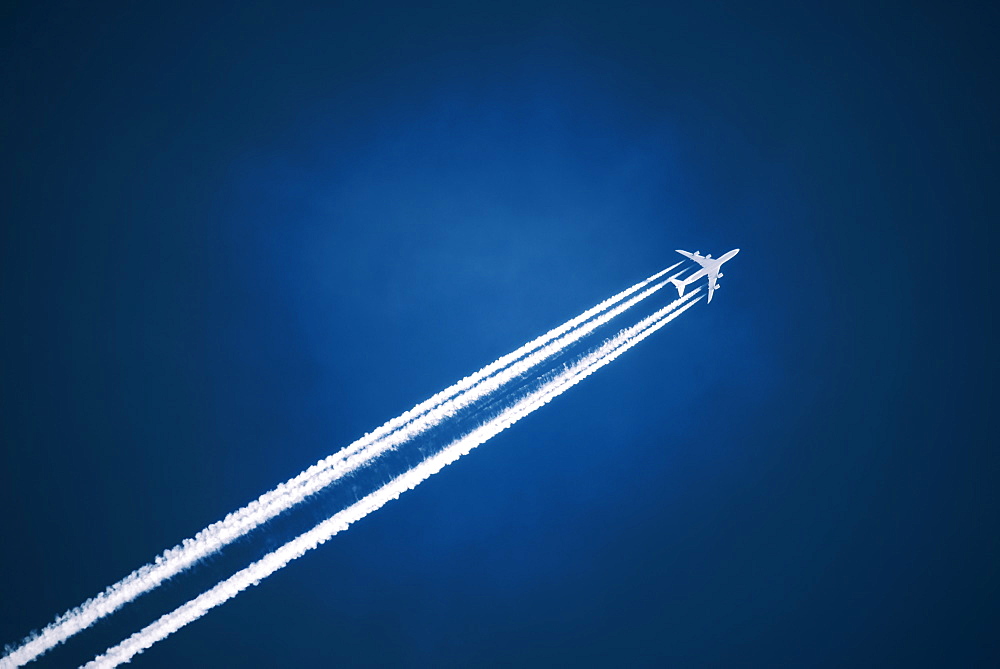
<box><xmin>668</xmin><ymin>277</ymin><xmax>686</xmax><ymax>297</ymax></box>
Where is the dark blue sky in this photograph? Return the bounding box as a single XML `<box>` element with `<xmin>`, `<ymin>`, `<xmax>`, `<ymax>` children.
<box><xmin>1</xmin><ymin>1</ymin><xmax>995</xmax><ymax>667</ymax></box>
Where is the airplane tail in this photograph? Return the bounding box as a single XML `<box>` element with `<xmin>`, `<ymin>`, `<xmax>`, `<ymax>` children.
<box><xmin>668</xmin><ymin>278</ymin><xmax>686</xmax><ymax>297</ymax></box>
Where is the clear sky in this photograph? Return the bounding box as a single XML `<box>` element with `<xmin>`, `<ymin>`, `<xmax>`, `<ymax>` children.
<box><xmin>1</xmin><ymin>1</ymin><xmax>995</xmax><ymax>667</ymax></box>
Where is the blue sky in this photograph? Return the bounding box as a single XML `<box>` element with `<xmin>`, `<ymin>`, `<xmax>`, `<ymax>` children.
<box><xmin>1</xmin><ymin>1</ymin><xmax>995</xmax><ymax>666</ymax></box>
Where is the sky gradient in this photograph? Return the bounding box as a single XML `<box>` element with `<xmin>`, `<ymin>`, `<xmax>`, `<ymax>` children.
<box><xmin>1</xmin><ymin>1</ymin><xmax>995</xmax><ymax>667</ymax></box>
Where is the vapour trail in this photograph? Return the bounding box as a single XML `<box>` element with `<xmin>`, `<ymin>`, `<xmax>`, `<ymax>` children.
<box><xmin>85</xmin><ymin>288</ymin><xmax>703</xmax><ymax>668</ymax></box>
<box><xmin>1</xmin><ymin>263</ymin><xmax>681</xmax><ymax>669</ymax></box>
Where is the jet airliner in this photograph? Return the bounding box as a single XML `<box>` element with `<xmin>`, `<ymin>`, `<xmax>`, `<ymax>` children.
<box><xmin>668</xmin><ymin>248</ymin><xmax>739</xmax><ymax>304</ymax></box>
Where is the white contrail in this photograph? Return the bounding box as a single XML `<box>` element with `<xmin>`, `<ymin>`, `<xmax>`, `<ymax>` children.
<box><xmin>1</xmin><ymin>263</ymin><xmax>682</xmax><ymax>669</ymax></box>
<box><xmin>85</xmin><ymin>289</ymin><xmax>703</xmax><ymax>668</ymax></box>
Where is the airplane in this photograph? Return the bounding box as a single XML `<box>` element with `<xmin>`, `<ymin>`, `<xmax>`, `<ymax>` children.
<box><xmin>668</xmin><ymin>248</ymin><xmax>740</xmax><ymax>304</ymax></box>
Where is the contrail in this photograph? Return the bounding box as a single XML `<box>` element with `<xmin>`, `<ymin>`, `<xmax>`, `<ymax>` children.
<box><xmin>85</xmin><ymin>288</ymin><xmax>703</xmax><ymax>668</ymax></box>
<box><xmin>1</xmin><ymin>263</ymin><xmax>682</xmax><ymax>669</ymax></box>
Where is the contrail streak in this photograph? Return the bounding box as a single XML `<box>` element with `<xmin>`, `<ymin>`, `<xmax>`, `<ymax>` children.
<box><xmin>85</xmin><ymin>288</ymin><xmax>703</xmax><ymax>668</ymax></box>
<box><xmin>1</xmin><ymin>263</ymin><xmax>682</xmax><ymax>669</ymax></box>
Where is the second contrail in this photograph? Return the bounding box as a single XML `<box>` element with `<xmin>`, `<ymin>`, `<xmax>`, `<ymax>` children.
<box><xmin>86</xmin><ymin>288</ymin><xmax>703</xmax><ymax>668</ymax></box>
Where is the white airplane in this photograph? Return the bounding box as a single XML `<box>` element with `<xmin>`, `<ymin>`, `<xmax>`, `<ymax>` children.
<box><xmin>668</xmin><ymin>248</ymin><xmax>740</xmax><ymax>304</ymax></box>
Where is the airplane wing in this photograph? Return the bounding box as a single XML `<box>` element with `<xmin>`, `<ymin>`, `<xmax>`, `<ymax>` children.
<box><xmin>675</xmin><ymin>249</ymin><xmax>709</xmax><ymax>266</ymax></box>
<box><xmin>705</xmin><ymin>269</ymin><xmax>719</xmax><ymax>303</ymax></box>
